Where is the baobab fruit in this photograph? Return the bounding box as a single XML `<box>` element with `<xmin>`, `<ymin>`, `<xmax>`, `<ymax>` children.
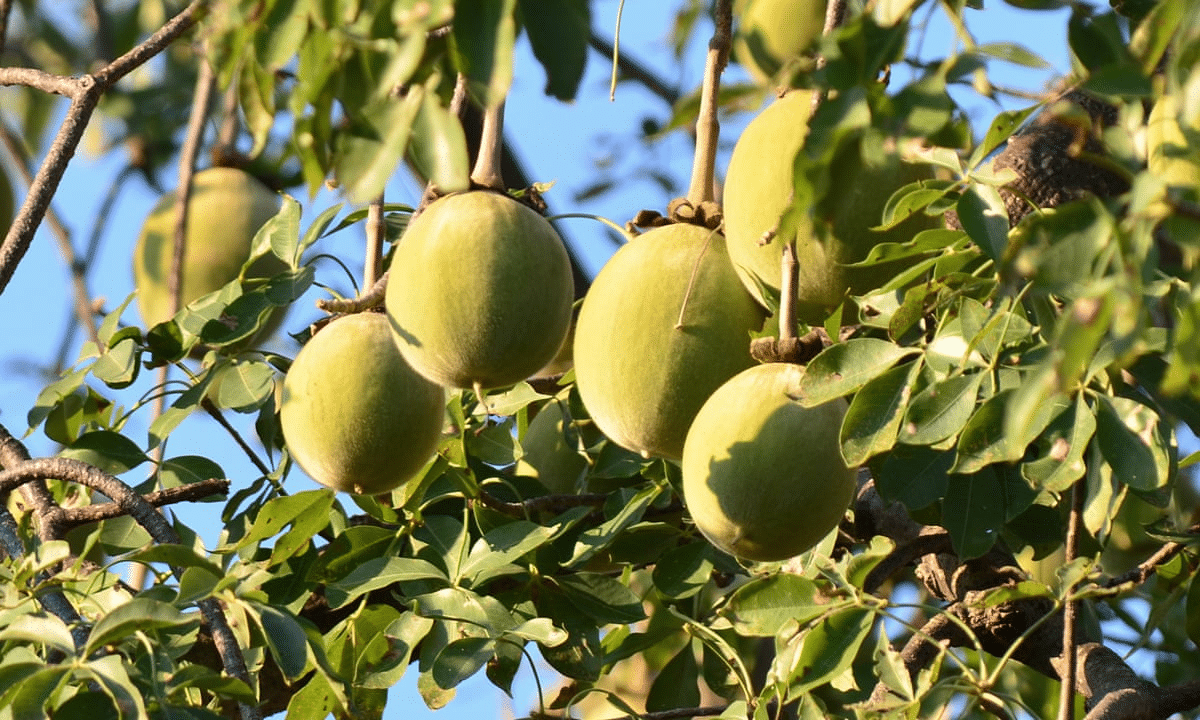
<box><xmin>386</xmin><ymin>191</ymin><xmax>574</xmax><ymax>390</ymax></box>
<box><xmin>723</xmin><ymin>91</ymin><xmax>940</xmax><ymax>320</ymax></box>
<box><xmin>280</xmin><ymin>312</ymin><xmax>444</xmax><ymax>495</ymax></box>
<box><xmin>732</xmin><ymin>0</ymin><xmax>826</xmax><ymax>85</ymax></box>
<box><xmin>573</xmin><ymin>224</ymin><xmax>766</xmax><ymax>461</ymax></box>
<box><xmin>682</xmin><ymin>362</ymin><xmax>855</xmax><ymax>563</ymax></box>
<box><xmin>133</xmin><ymin>167</ymin><xmax>284</xmax><ymax>329</ymax></box>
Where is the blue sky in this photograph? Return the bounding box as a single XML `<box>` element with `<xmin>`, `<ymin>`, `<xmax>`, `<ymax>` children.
<box><xmin>0</xmin><ymin>1</ymin><xmax>1097</xmax><ymax>717</ymax></box>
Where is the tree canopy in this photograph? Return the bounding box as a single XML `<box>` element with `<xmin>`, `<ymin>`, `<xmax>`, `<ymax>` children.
<box><xmin>1</xmin><ymin>1</ymin><xmax>1200</xmax><ymax>719</ymax></box>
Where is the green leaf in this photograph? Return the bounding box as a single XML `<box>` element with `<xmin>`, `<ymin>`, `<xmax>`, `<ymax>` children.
<box><xmin>720</xmin><ymin>574</ymin><xmax>830</xmax><ymax>637</ymax></box>
<box><xmin>253</xmin><ymin>604</ymin><xmax>309</xmax><ymax>682</ymax></box>
<box><xmin>207</xmin><ymin>356</ymin><xmax>277</xmax><ymax>413</ymax></box>
<box><xmin>651</xmin><ymin>542</ymin><xmax>715</xmax><ymax>600</ymax></box>
<box><xmin>1095</xmin><ymin>396</ymin><xmax>1171</xmax><ymax>492</ymax></box>
<box><xmin>238</xmin><ymin>489</ymin><xmax>334</xmax><ymax>550</ymax></box>
<box><xmin>7</xmin><ymin>665</ymin><xmax>70</xmax><ymax>720</ymax></box>
<box><xmin>408</xmin><ymin>83</ymin><xmax>470</xmax><ymax>193</ymax></box>
<box><xmin>460</xmin><ymin>520</ymin><xmax>558</xmax><ymax>587</ymax></box>
<box><xmin>841</xmin><ymin>359</ymin><xmax>922</xmax><ymax>466</ymax></box>
<box><xmin>451</xmin><ymin>0</ymin><xmax>517</xmax><ymax>107</ymax></box>
<box><xmin>325</xmin><ymin>557</ymin><xmax>449</xmax><ymax>608</ymax></box>
<box><xmin>1022</xmin><ymin>394</ymin><xmax>1096</xmax><ymax>493</ymax></box>
<box><xmin>780</xmin><ymin>607</ymin><xmax>874</xmax><ymax>697</ymax></box>
<box><xmin>335</xmin><ymin>88</ymin><xmax>424</xmax><ymax>203</ymax></box>
<box><xmin>0</xmin><ymin>614</ymin><xmax>76</xmax><ymax>655</ymax></box>
<box><xmin>555</xmin><ymin>573</ymin><xmax>646</xmax><ymax>625</ymax></box>
<box><xmin>79</xmin><ymin>655</ymin><xmax>146</xmax><ymax>720</ymax></box>
<box><xmin>942</xmin><ymin>467</ymin><xmax>1017</xmax><ymax>559</ymax></box>
<box><xmin>646</xmin><ymin>641</ymin><xmax>701</xmax><ymax>712</ymax></box>
<box><xmin>85</xmin><ymin>598</ymin><xmax>195</xmax><ymax>656</ymax></box>
<box><xmin>160</xmin><ymin>455</ymin><xmax>227</xmax><ymax>495</ymax></box>
<box><xmin>60</xmin><ymin>431</ymin><xmax>148</xmax><ymax>475</ymax></box>
<box><xmin>117</xmin><ymin>543</ymin><xmax>225</xmax><ymax>577</ymax></box>
<box><xmin>432</xmin><ymin>637</ymin><xmax>494</xmax><ymax>690</ymax></box>
<box><xmin>872</xmin><ymin>444</ymin><xmax>954</xmax><ymax>511</ymax></box>
<box><xmin>91</xmin><ymin>336</ymin><xmax>141</xmax><ymax>389</ymax></box>
<box><xmin>567</xmin><ymin>482</ymin><xmax>662</xmax><ymax>567</ymax></box>
<box><xmin>968</xmin><ymin>105</ymin><xmax>1038</xmax><ymax>169</ymax></box>
<box><xmin>956</xmin><ymin>185</ymin><xmax>1009</xmax><ymax>263</ymax></box>
<box><xmin>415</xmin><ymin>513</ymin><xmax>471</xmax><ymax>582</ymax></box>
<box><xmin>412</xmin><ymin>587</ymin><xmax>512</xmax><ymax>632</ymax></box>
<box><xmin>518</xmin><ymin>0</ymin><xmax>590</xmax><ymax>100</ymax></box>
<box><xmin>798</xmin><ymin>338</ymin><xmax>920</xmax><ymax>407</ymax></box>
<box><xmin>952</xmin><ymin>389</ymin><xmax>1019</xmax><ymax>474</ymax></box>
<box><xmin>901</xmin><ymin>372</ymin><xmax>983</xmax><ymax>445</ymax></box>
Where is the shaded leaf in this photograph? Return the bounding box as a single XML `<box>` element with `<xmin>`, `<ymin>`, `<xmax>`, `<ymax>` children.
<box><xmin>798</xmin><ymin>338</ymin><xmax>920</xmax><ymax>407</ymax></box>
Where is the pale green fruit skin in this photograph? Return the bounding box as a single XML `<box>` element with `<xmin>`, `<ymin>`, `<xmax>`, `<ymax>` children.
<box><xmin>682</xmin><ymin>362</ymin><xmax>855</xmax><ymax>563</ymax></box>
<box><xmin>386</xmin><ymin>191</ymin><xmax>574</xmax><ymax>390</ymax></box>
<box><xmin>724</xmin><ymin>91</ymin><xmax>813</xmax><ymax>307</ymax></box>
<box><xmin>133</xmin><ymin>167</ymin><xmax>284</xmax><ymax>329</ymax></box>
<box><xmin>1147</xmin><ymin>94</ymin><xmax>1200</xmax><ymax>187</ymax></box>
<box><xmin>574</xmin><ymin>224</ymin><xmax>767</xmax><ymax>461</ymax></box>
<box><xmin>280</xmin><ymin>312</ymin><xmax>445</xmax><ymax>496</ymax></box>
<box><xmin>516</xmin><ymin>400</ymin><xmax>588</xmax><ymax>495</ymax></box>
<box><xmin>723</xmin><ymin>91</ymin><xmax>940</xmax><ymax>320</ymax></box>
<box><xmin>732</xmin><ymin>0</ymin><xmax>826</xmax><ymax>84</ymax></box>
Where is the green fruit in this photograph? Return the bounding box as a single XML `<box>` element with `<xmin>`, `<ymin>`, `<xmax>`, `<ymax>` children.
<box><xmin>280</xmin><ymin>312</ymin><xmax>445</xmax><ymax>495</ymax></box>
<box><xmin>386</xmin><ymin>191</ymin><xmax>574</xmax><ymax>390</ymax></box>
<box><xmin>516</xmin><ymin>399</ymin><xmax>588</xmax><ymax>495</ymax></box>
<box><xmin>682</xmin><ymin>362</ymin><xmax>855</xmax><ymax>562</ymax></box>
<box><xmin>732</xmin><ymin>0</ymin><xmax>826</xmax><ymax>85</ymax></box>
<box><xmin>573</xmin><ymin>224</ymin><xmax>766</xmax><ymax>461</ymax></box>
<box><xmin>723</xmin><ymin>91</ymin><xmax>940</xmax><ymax>319</ymax></box>
<box><xmin>133</xmin><ymin>167</ymin><xmax>284</xmax><ymax>329</ymax></box>
<box><xmin>1147</xmin><ymin>94</ymin><xmax>1200</xmax><ymax>187</ymax></box>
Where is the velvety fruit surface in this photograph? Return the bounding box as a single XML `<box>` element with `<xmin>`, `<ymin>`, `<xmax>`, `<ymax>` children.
<box><xmin>280</xmin><ymin>312</ymin><xmax>445</xmax><ymax>495</ymax></box>
<box><xmin>682</xmin><ymin>362</ymin><xmax>855</xmax><ymax>562</ymax></box>
<box><xmin>386</xmin><ymin>191</ymin><xmax>574</xmax><ymax>390</ymax></box>
<box><xmin>573</xmin><ymin>223</ymin><xmax>766</xmax><ymax>461</ymax></box>
<box><xmin>732</xmin><ymin>0</ymin><xmax>826</xmax><ymax>84</ymax></box>
<box><xmin>133</xmin><ymin>167</ymin><xmax>284</xmax><ymax>328</ymax></box>
<box><xmin>723</xmin><ymin>91</ymin><xmax>940</xmax><ymax>319</ymax></box>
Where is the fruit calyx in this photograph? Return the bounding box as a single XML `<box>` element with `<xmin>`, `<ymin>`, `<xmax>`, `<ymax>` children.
<box><xmin>625</xmin><ymin>197</ymin><xmax>723</xmax><ymax>235</ymax></box>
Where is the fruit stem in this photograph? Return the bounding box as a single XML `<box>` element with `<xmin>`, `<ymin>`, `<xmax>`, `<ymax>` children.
<box><xmin>810</xmin><ymin>0</ymin><xmax>849</xmax><ymax>114</ymax></box>
<box><xmin>363</xmin><ymin>193</ymin><xmax>384</xmax><ymax>291</ymax></box>
<box><xmin>685</xmin><ymin>0</ymin><xmax>733</xmax><ymax>206</ymax></box>
<box><xmin>469</xmin><ymin>99</ymin><xmax>506</xmax><ymax>191</ymax></box>
<box><xmin>779</xmin><ymin>242</ymin><xmax>798</xmax><ymax>343</ymax></box>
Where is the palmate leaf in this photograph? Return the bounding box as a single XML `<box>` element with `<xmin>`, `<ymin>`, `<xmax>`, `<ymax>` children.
<box><xmin>777</xmin><ymin>607</ymin><xmax>875</xmax><ymax>700</ymax></box>
<box><xmin>900</xmin><ymin>371</ymin><xmax>983</xmax><ymax>445</ymax></box>
<box><xmin>840</xmin><ymin>359</ymin><xmax>922</xmax><ymax>466</ymax></box>
<box><xmin>720</xmin><ymin>574</ymin><xmax>833</xmax><ymax>638</ymax></box>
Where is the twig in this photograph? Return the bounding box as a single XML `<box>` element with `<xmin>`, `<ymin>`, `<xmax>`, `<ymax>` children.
<box><xmin>201</xmin><ymin>399</ymin><xmax>273</xmax><ymax>478</ymax></box>
<box><xmin>0</xmin><ymin>0</ymin><xmax>206</xmax><ymax>296</ymax></box>
<box><xmin>0</xmin><ymin>456</ymin><xmax>261</xmax><ymax>720</ymax></box>
<box><xmin>810</xmin><ymin>0</ymin><xmax>849</xmax><ymax>112</ymax></box>
<box><xmin>1104</xmin><ymin>526</ymin><xmax>1198</xmax><ymax>589</ymax></box>
<box><xmin>685</xmin><ymin>0</ymin><xmax>732</xmax><ymax>206</ymax></box>
<box><xmin>0</xmin><ymin>0</ymin><xmax>12</xmax><ymax>56</ymax></box>
<box><xmin>863</xmin><ymin>528</ymin><xmax>954</xmax><ymax>594</ymax></box>
<box><xmin>1058</xmin><ymin>479</ymin><xmax>1086</xmax><ymax>720</ymax></box>
<box><xmin>315</xmin><ymin>270</ymin><xmax>388</xmax><ymax>313</ymax></box>
<box><xmin>364</xmin><ymin>194</ymin><xmax>385</xmax><ymax>290</ymax></box>
<box><xmin>469</xmin><ymin>99</ymin><xmax>506</xmax><ymax>190</ymax></box>
<box><xmin>58</xmin><ymin>478</ymin><xmax>230</xmax><ymax>527</ymax></box>
<box><xmin>599</xmin><ymin>706</ymin><xmax>726</xmax><ymax>720</ymax></box>
<box><xmin>475</xmin><ymin>488</ymin><xmax>608</xmax><ymax>517</ymax></box>
<box><xmin>0</xmin><ymin>119</ymin><xmax>101</xmax><ymax>349</ymax></box>
<box><xmin>170</xmin><ymin>54</ymin><xmax>215</xmax><ymax>320</ymax></box>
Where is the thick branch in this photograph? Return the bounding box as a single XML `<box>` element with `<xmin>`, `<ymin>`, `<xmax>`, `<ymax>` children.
<box><xmin>0</xmin><ymin>0</ymin><xmax>205</xmax><ymax>296</ymax></box>
<box><xmin>57</xmin><ymin>478</ymin><xmax>230</xmax><ymax>527</ymax></box>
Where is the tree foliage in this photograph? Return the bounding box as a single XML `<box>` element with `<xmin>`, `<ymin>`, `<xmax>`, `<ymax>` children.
<box><xmin>1</xmin><ymin>1</ymin><xmax>1200</xmax><ymax>719</ymax></box>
